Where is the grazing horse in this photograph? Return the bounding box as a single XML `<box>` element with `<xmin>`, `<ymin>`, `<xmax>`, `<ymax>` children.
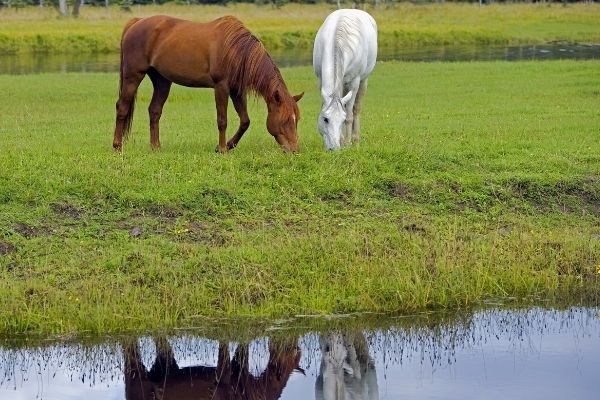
<box><xmin>313</xmin><ymin>10</ymin><xmax>377</xmax><ymax>150</ymax></box>
<box><xmin>123</xmin><ymin>336</ymin><xmax>302</xmax><ymax>400</ymax></box>
<box><xmin>113</xmin><ymin>15</ymin><xmax>304</xmax><ymax>153</ymax></box>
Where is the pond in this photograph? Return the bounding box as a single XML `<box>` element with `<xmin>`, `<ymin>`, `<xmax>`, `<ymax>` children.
<box><xmin>1</xmin><ymin>43</ymin><xmax>599</xmax><ymax>74</ymax></box>
<box><xmin>0</xmin><ymin>306</ymin><xmax>598</xmax><ymax>399</ymax></box>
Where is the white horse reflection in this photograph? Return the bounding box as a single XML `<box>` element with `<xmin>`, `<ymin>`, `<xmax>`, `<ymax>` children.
<box><xmin>315</xmin><ymin>332</ymin><xmax>379</xmax><ymax>400</ymax></box>
<box><xmin>313</xmin><ymin>9</ymin><xmax>377</xmax><ymax>150</ymax></box>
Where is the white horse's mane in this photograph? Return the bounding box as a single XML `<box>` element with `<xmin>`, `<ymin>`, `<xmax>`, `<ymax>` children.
<box><xmin>332</xmin><ymin>15</ymin><xmax>363</xmax><ymax>95</ymax></box>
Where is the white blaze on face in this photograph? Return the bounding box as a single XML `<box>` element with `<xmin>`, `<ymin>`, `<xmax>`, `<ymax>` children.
<box><xmin>318</xmin><ymin>96</ymin><xmax>347</xmax><ymax>150</ymax></box>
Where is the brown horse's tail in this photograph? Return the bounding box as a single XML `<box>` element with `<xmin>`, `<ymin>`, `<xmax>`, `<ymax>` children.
<box><xmin>119</xmin><ymin>17</ymin><xmax>142</xmax><ymax>140</ymax></box>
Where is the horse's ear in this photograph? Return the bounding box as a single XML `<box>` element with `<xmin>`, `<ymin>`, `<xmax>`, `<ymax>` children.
<box><xmin>341</xmin><ymin>91</ymin><xmax>353</xmax><ymax>107</ymax></box>
<box><xmin>293</xmin><ymin>92</ymin><xmax>304</xmax><ymax>103</ymax></box>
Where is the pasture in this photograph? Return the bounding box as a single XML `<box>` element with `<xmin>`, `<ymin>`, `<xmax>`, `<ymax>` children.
<box><xmin>1</xmin><ymin>60</ymin><xmax>599</xmax><ymax>335</ymax></box>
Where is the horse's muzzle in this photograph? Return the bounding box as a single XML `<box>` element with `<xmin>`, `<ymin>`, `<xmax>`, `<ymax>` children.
<box><xmin>282</xmin><ymin>144</ymin><xmax>299</xmax><ymax>153</ymax></box>
<box><xmin>276</xmin><ymin>134</ymin><xmax>298</xmax><ymax>153</ymax></box>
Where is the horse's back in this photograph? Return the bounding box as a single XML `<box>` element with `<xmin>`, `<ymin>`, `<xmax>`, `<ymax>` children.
<box><xmin>120</xmin><ymin>15</ymin><xmax>184</xmax><ymax>66</ymax></box>
<box><xmin>121</xmin><ymin>15</ymin><xmax>242</xmax><ymax>52</ymax></box>
<box><xmin>120</xmin><ymin>15</ymin><xmax>228</xmax><ymax>87</ymax></box>
<box><xmin>121</xmin><ymin>15</ymin><xmax>180</xmax><ymax>45</ymax></box>
<box><xmin>313</xmin><ymin>9</ymin><xmax>377</xmax><ymax>80</ymax></box>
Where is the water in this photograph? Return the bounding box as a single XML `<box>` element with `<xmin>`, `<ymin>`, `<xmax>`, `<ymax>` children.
<box><xmin>0</xmin><ymin>307</ymin><xmax>598</xmax><ymax>399</ymax></box>
<box><xmin>1</xmin><ymin>43</ymin><xmax>599</xmax><ymax>74</ymax></box>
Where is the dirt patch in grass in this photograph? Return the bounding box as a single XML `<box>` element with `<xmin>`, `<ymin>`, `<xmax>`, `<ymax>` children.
<box><xmin>376</xmin><ymin>180</ymin><xmax>412</xmax><ymax>201</ymax></box>
<box><xmin>505</xmin><ymin>177</ymin><xmax>600</xmax><ymax>215</ymax></box>
<box><xmin>115</xmin><ymin>212</ymin><xmax>229</xmax><ymax>246</ymax></box>
<box><xmin>13</xmin><ymin>222</ymin><xmax>52</xmax><ymax>238</ymax></box>
<box><xmin>403</xmin><ymin>223</ymin><xmax>427</xmax><ymax>235</ymax></box>
<box><xmin>0</xmin><ymin>240</ymin><xmax>16</xmax><ymax>255</ymax></box>
<box><xmin>319</xmin><ymin>188</ymin><xmax>353</xmax><ymax>203</ymax></box>
<box><xmin>50</xmin><ymin>202</ymin><xmax>82</xmax><ymax>219</ymax></box>
<box><xmin>146</xmin><ymin>205</ymin><xmax>183</xmax><ymax>220</ymax></box>
<box><xmin>129</xmin><ymin>226</ymin><xmax>144</xmax><ymax>238</ymax></box>
<box><xmin>117</xmin><ymin>211</ymin><xmax>170</xmax><ymax>237</ymax></box>
<box><xmin>174</xmin><ymin>221</ymin><xmax>230</xmax><ymax>246</ymax></box>
<box><xmin>397</xmin><ymin>215</ymin><xmax>429</xmax><ymax>235</ymax></box>
<box><xmin>382</xmin><ymin>177</ymin><xmax>600</xmax><ymax>216</ymax></box>
<box><xmin>389</xmin><ymin>182</ymin><xmax>411</xmax><ymax>200</ymax></box>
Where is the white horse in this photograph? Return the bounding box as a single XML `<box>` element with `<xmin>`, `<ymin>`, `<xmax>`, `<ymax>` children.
<box><xmin>315</xmin><ymin>332</ymin><xmax>379</xmax><ymax>400</ymax></box>
<box><xmin>313</xmin><ymin>9</ymin><xmax>377</xmax><ymax>150</ymax></box>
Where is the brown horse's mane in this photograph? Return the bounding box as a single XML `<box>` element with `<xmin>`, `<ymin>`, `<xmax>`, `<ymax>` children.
<box><xmin>217</xmin><ymin>16</ymin><xmax>289</xmax><ymax>103</ymax></box>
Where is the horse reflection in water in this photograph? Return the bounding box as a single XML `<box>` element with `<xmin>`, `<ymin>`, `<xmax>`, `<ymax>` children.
<box><xmin>316</xmin><ymin>332</ymin><xmax>379</xmax><ymax>400</ymax></box>
<box><xmin>123</xmin><ymin>337</ymin><xmax>301</xmax><ymax>400</ymax></box>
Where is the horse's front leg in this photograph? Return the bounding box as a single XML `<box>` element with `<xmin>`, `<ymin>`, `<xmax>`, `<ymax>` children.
<box><xmin>226</xmin><ymin>91</ymin><xmax>250</xmax><ymax>150</ymax></box>
<box><xmin>352</xmin><ymin>79</ymin><xmax>368</xmax><ymax>144</ymax></box>
<box><xmin>214</xmin><ymin>82</ymin><xmax>230</xmax><ymax>154</ymax></box>
<box><xmin>342</xmin><ymin>79</ymin><xmax>360</xmax><ymax>147</ymax></box>
<box><xmin>231</xmin><ymin>343</ymin><xmax>250</xmax><ymax>379</ymax></box>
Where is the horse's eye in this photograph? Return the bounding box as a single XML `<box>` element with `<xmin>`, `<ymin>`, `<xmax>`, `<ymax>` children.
<box><xmin>323</xmin><ymin>117</ymin><xmax>329</xmax><ymax>124</ymax></box>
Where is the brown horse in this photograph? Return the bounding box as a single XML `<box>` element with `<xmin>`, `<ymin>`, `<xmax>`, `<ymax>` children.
<box><xmin>112</xmin><ymin>15</ymin><xmax>304</xmax><ymax>153</ymax></box>
<box><xmin>123</xmin><ymin>336</ymin><xmax>302</xmax><ymax>400</ymax></box>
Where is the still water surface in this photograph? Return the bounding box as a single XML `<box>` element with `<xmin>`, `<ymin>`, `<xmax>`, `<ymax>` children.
<box><xmin>0</xmin><ymin>307</ymin><xmax>598</xmax><ymax>399</ymax></box>
<box><xmin>1</xmin><ymin>43</ymin><xmax>599</xmax><ymax>74</ymax></box>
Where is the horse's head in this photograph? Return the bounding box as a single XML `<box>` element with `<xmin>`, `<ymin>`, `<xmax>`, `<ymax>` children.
<box><xmin>318</xmin><ymin>90</ymin><xmax>353</xmax><ymax>151</ymax></box>
<box><xmin>267</xmin><ymin>90</ymin><xmax>304</xmax><ymax>153</ymax></box>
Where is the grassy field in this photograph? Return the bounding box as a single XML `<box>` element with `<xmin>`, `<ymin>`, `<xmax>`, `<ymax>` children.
<box><xmin>1</xmin><ymin>3</ymin><xmax>600</xmax><ymax>54</ymax></box>
<box><xmin>1</xmin><ymin>60</ymin><xmax>600</xmax><ymax>335</ymax></box>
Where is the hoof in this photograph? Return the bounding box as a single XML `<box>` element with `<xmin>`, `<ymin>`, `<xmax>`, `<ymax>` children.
<box><xmin>215</xmin><ymin>145</ymin><xmax>228</xmax><ymax>154</ymax></box>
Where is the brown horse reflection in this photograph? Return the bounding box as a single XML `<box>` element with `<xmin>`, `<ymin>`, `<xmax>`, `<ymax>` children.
<box><xmin>113</xmin><ymin>15</ymin><xmax>304</xmax><ymax>153</ymax></box>
<box><xmin>123</xmin><ymin>337</ymin><xmax>301</xmax><ymax>400</ymax></box>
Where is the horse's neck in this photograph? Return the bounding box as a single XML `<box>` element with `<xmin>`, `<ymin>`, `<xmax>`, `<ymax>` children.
<box><xmin>252</xmin><ymin>54</ymin><xmax>289</xmax><ymax>102</ymax></box>
<box><xmin>320</xmin><ymin>43</ymin><xmax>345</xmax><ymax>99</ymax></box>
<box><xmin>265</xmin><ymin>73</ymin><xmax>291</xmax><ymax>104</ymax></box>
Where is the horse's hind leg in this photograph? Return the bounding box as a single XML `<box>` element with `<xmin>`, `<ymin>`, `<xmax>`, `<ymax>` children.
<box><xmin>214</xmin><ymin>81</ymin><xmax>230</xmax><ymax>153</ymax></box>
<box><xmin>352</xmin><ymin>79</ymin><xmax>368</xmax><ymax>144</ymax></box>
<box><xmin>147</xmin><ymin>68</ymin><xmax>172</xmax><ymax>150</ymax></box>
<box><xmin>113</xmin><ymin>71</ymin><xmax>145</xmax><ymax>151</ymax></box>
<box><xmin>226</xmin><ymin>91</ymin><xmax>250</xmax><ymax>150</ymax></box>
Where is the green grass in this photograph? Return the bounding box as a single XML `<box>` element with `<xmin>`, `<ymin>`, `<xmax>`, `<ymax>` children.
<box><xmin>1</xmin><ymin>60</ymin><xmax>600</xmax><ymax>335</ymax></box>
<box><xmin>1</xmin><ymin>3</ymin><xmax>600</xmax><ymax>54</ymax></box>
